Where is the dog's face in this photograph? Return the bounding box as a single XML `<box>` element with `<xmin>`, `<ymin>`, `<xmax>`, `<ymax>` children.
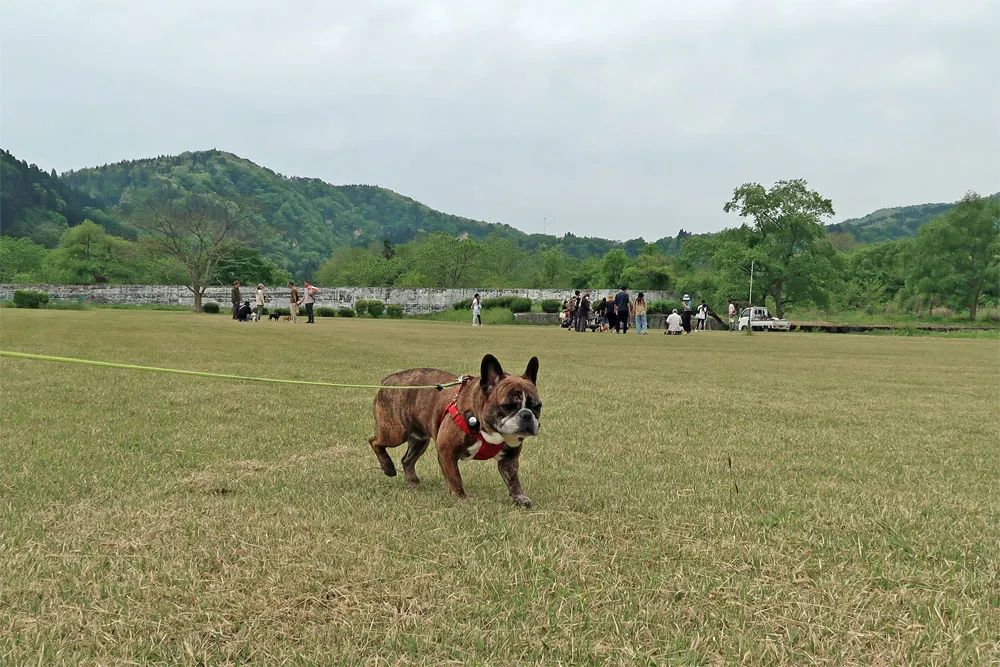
<box><xmin>478</xmin><ymin>355</ymin><xmax>541</xmax><ymax>446</ymax></box>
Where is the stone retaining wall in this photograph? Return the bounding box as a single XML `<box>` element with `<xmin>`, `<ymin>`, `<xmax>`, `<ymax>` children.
<box><xmin>0</xmin><ymin>284</ymin><xmax>675</xmax><ymax>315</ymax></box>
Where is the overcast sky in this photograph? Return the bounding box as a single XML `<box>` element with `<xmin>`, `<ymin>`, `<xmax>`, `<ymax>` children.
<box><xmin>2</xmin><ymin>0</ymin><xmax>998</xmax><ymax>240</ymax></box>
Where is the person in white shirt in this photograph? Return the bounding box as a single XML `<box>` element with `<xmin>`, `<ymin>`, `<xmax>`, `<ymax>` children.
<box><xmin>472</xmin><ymin>294</ymin><xmax>482</xmax><ymax>326</ymax></box>
<box><xmin>298</xmin><ymin>281</ymin><xmax>319</xmax><ymax>324</ymax></box>
<box><xmin>665</xmin><ymin>309</ymin><xmax>683</xmax><ymax>335</ymax></box>
<box><xmin>728</xmin><ymin>300</ymin><xmax>736</xmax><ymax>331</ymax></box>
<box><xmin>696</xmin><ymin>301</ymin><xmax>708</xmax><ymax>331</ymax></box>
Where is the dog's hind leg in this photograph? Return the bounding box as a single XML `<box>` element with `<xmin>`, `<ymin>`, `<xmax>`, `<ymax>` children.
<box><xmin>401</xmin><ymin>434</ymin><xmax>430</xmax><ymax>486</ymax></box>
<box><xmin>368</xmin><ymin>435</ymin><xmax>399</xmax><ymax>477</ymax></box>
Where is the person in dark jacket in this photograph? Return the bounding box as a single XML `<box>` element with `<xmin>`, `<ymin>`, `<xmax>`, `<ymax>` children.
<box><xmin>596</xmin><ymin>297</ymin><xmax>608</xmax><ymax>331</ymax></box>
<box><xmin>569</xmin><ymin>290</ymin><xmax>581</xmax><ymax>329</ymax></box>
<box><xmin>231</xmin><ymin>281</ymin><xmax>241</xmax><ymax>319</ymax></box>
<box><xmin>614</xmin><ymin>286</ymin><xmax>630</xmax><ymax>334</ymax></box>
<box><xmin>575</xmin><ymin>292</ymin><xmax>591</xmax><ymax>332</ymax></box>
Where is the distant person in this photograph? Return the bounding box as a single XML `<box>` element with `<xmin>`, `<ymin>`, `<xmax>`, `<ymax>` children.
<box><xmin>634</xmin><ymin>292</ymin><xmax>648</xmax><ymax>335</ymax></box>
<box><xmin>254</xmin><ymin>283</ymin><xmax>266</xmax><ymax>322</ymax></box>
<box><xmin>696</xmin><ymin>301</ymin><xmax>708</xmax><ymax>331</ymax></box>
<box><xmin>682</xmin><ymin>293</ymin><xmax>692</xmax><ymax>311</ymax></box>
<box><xmin>288</xmin><ymin>282</ymin><xmax>299</xmax><ymax>323</ymax></box>
<box><xmin>728</xmin><ymin>300</ymin><xmax>736</xmax><ymax>331</ymax></box>
<box><xmin>237</xmin><ymin>300</ymin><xmax>253</xmax><ymax>322</ymax></box>
<box><xmin>231</xmin><ymin>280</ymin><xmax>241</xmax><ymax>319</ymax></box>
<box><xmin>665</xmin><ymin>308</ymin><xmax>683</xmax><ymax>335</ymax></box>
<box><xmin>614</xmin><ymin>286</ymin><xmax>630</xmax><ymax>334</ymax></box>
<box><xmin>298</xmin><ymin>281</ymin><xmax>318</xmax><ymax>324</ymax></box>
<box><xmin>575</xmin><ymin>292</ymin><xmax>591</xmax><ymax>332</ymax></box>
<box><xmin>569</xmin><ymin>290</ymin><xmax>581</xmax><ymax>329</ymax></box>
<box><xmin>472</xmin><ymin>293</ymin><xmax>482</xmax><ymax>326</ymax></box>
<box><xmin>596</xmin><ymin>297</ymin><xmax>608</xmax><ymax>331</ymax></box>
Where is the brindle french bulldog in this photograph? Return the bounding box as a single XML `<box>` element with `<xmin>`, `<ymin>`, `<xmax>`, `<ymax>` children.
<box><xmin>369</xmin><ymin>354</ymin><xmax>541</xmax><ymax>507</ymax></box>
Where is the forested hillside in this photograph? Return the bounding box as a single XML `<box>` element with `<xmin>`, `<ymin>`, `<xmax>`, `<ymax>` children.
<box><xmin>60</xmin><ymin>150</ymin><xmax>562</xmax><ymax>277</ymax></box>
<box><xmin>0</xmin><ymin>149</ymin><xmax>120</xmax><ymax>247</ymax></box>
<box><xmin>827</xmin><ymin>195</ymin><xmax>999</xmax><ymax>243</ymax></box>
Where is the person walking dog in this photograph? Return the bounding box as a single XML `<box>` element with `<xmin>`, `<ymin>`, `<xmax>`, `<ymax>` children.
<box><xmin>298</xmin><ymin>281</ymin><xmax>319</xmax><ymax>323</ymax></box>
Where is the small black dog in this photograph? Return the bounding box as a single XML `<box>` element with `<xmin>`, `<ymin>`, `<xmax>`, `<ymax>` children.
<box><xmin>268</xmin><ymin>312</ymin><xmax>281</xmax><ymax>322</ymax></box>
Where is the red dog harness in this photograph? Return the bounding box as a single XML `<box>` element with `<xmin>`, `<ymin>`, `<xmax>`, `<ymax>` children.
<box><xmin>440</xmin><ymin>379</ymin><xmax>505</xmax><ymax>460</ymax></box>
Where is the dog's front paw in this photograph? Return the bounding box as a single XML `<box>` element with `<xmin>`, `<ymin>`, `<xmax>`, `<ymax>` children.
<box><xmin>511</xmin><ymin>494</ymin><xmax>533</xmax><ymax>509</ymax></box>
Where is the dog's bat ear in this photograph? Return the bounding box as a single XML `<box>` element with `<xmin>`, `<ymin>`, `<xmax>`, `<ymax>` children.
<box><xmin>480</xmin><ymin>354</ymin><xmax>505</xmax><ymax>393</ymax></box>
<box><xmin>523</xmin><ymin>357</ymin><xmax>539</xmax><ymax>385</ymax></box>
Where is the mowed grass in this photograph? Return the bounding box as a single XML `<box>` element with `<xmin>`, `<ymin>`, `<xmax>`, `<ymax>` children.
<box><xmin>1</xmin><ymin>310</ymin><xmax>998</xmax><ymax>666</ymax></box>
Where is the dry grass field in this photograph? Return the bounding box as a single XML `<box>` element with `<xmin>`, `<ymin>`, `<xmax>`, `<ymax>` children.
<box><xmin>1</xmin><ymin>309</ymin><xmax>998</xmax><ymax>665</ymax></box>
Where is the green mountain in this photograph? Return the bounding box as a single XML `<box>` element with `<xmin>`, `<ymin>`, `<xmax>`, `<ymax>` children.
<box><xmin>59</xmin><ymin>150</ymin><xmax>583</xmax><ymax>278</ymax></box>
<box><xmin>826</xmin><ymin>193</ymin><xmax>1000</xmax><ymax>244</ymax></box>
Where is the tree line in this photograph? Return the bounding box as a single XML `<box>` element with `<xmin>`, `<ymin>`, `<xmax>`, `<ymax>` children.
<box><xmin>2</xmin><ymin>146</ymin><xmax>996</xmax><ymax>320</ymax></box>
<box><xmin>3</xmin><ymin>180</ymin><xmax>996</xmax><ymax>321</ymax></box>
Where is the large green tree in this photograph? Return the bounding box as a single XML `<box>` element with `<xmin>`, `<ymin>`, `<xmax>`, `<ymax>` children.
<box><xmin>721</xmin><ymin>179</ymin><xmax>837</xmax><ymax>317</ymax></box>
<box><xmin>130</xmin><ymin>194</ymin><xmax>258</xmax><ymax>311</ymax></box>
<box><xmin>42</xmin><ymin>220</ymin><xmax>137</xmax><ymax>284</ymax></box>
<box><xmin>599</xmin><ymin>249</ymin><xmax>631</xmax><ymax>288</ymax></box>
<box><xmin>0</xmin><ymin>236</ymin><xmax>49</xmax><ymax>282</ymax></box>
<box><xmin>909</xmin><ymin>192</ymin><xmax>1000</xmax><ymax>320</ymax></box>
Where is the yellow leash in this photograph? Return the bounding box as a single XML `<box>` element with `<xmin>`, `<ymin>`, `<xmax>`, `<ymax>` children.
<box><xmin>0</xmin><ymin>350</ymin><xmax>463</xmax><ymax>391</ymax></box>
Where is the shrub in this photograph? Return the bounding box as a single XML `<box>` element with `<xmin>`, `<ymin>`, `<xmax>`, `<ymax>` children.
<box><xmin>317</xmin><ymin>307</ymin><xmax>337</xmax><ymax>317</ymax></box>
<box><xmin>509</xmin><ymin>297</ymin><xmax>532</xmax><ymax>313</ymax></box>
<box><xmin>649</xmin><ymin>300</ymin><xmax>684</xmax><ymax>314</ymax></box>
<box><xmin>12</xmin><ymin>290</ymin><xmax>49</xmax><ymax>309</ymax></box>
<box><xmin>453</xmin><ymin>298</ymin><xmax>473</xmax><ymax>311</ymax></box>
<box><xmin>202</xmin><ymin>302</ymin><xmax>220</xmax><ymax>314</ymax></box>
<box><xmin>481</xmin><ymin>296</ymin><xmax>516</xmax><ymax>309</ymax></box>
<box><xmin>354</xmin><ymin>300</ymin><xmax>370</xmax><ymax>316</ymax></box>
<box><xmin>540</xmin><ymin>299</ymin><xmax>563</xmax><ymax>313</ymax></box>
<box><xmin>337</xmin><ymin>307</ymin><xmax>356</xmax><ymax>317</ymax></box>
<box><xmin>386</xmin><ymin>304</ymin><xmax>404</xmax><ymax>318</ymax></box>
<box><xmin>367</xmin><ymin>300</ymin><xmax>385</xmax><ymax>318</ymax></box>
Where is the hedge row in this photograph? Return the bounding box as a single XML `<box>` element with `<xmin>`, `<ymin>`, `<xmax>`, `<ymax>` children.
<box><xmin>453</xmin><ymin>296</ymin><xmax>532</xmax><ymax>313</ymax></box>
<box><xmin>354</xmin><ymin>300</ymin><xmax>386</xmax><ymax>318</ymax></box>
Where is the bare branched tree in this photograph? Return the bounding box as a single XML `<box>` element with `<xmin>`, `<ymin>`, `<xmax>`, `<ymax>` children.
<box><xmin>131</xmin><ymin>194</ymin><xmax>258</xmax><ymax>311</ymax></box>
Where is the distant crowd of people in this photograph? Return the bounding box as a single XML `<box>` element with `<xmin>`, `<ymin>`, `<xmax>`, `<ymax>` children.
<box><xmin>560</xmin><ymin>287</ymin><xmax>648</xmax><ymax>334</ymax></box>
<box><xmin>561</xmin><ymin>290</ymin><xmax>737</xmax><ymax>335</ymax></box>
<box><xmin>229</xmin><ymin>280</ymin><xmax>319</xmax><ymax>323</ymax></box>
